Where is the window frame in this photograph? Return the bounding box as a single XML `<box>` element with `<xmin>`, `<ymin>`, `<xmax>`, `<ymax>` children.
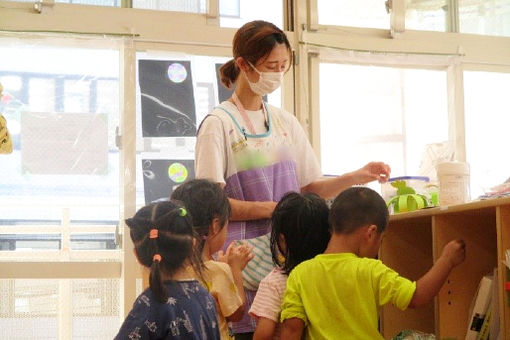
<box><xmin>1</xmin><ymin>0</ymin><xmax>510</xmax><ymax>337</ymax></box>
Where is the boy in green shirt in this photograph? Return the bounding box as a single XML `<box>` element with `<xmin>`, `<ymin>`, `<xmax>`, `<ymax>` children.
<box><xmin>280</xmin><ymin>187</ymin><xmax>466</xmax><ymax>339</ymax></box>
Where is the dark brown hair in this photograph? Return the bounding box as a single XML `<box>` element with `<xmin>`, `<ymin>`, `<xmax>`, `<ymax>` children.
<box><xmin>219</xmin><ymin>20</ymin><xmax>292</xmax><ymax>89</ymax></box>
<box><xmin>171</xmin><ymin>178</ymin><xmax>231</xmax><ymax>253</ymax></box>
<box><xmin>329</xmin><ymin>187</ymin><xmax>389</xmax><ymax>235</ymax></box>
<box><xmin>125</xmin><ymin>201</ymin><xmax>204</xmax><ymax>303</ymax></box>
<box><xmin>270</xmin><ymin>192</ymin><xmax>330</xmax><ymax>275</ymax></box>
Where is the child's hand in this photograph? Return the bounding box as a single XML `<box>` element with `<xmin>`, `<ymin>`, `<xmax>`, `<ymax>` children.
<box><xmin>216</xmin><ymin>244</ymin><xmax>230</xmax><ymax>264</ymax></box>
<box><xmin>440</xmin><ymin>239</ymin><xmax>466</xmax><ymax>268</ymax></box>
<box><xmin>216</xmin><ymin>241</ymin><xmax>241</xmax><ymax>264</ymax></box>
<box><xmin>225</xmin><ymin>242</ymin><xmax>254</xmax><ymax>271</ymax></box>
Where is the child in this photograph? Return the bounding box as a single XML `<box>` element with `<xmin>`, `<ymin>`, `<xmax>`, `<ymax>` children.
<box><xmin>171</xmin><ymin>179</ymin><xmax>254</xmax><ymax>340</ymax></box>
<box><xmin>114</xmin><ymin>201</ymin><xmax>220</xmax><ymax>340</ymax></box>
<box><xmin>249</xmin><ymin>192</ymin><xmax>331</xmax><ymax>340</ymax></box>
<box><xmin>280</xmin><ymin>186</ymin><xmax>466</xmax><ymax>340</ymax></box>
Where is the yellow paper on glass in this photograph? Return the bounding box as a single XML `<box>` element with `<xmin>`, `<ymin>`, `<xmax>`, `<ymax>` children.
<box><xmin>0</xmin><ymin>114</ymin><xmax>13</xmax><ymax>154</ymax></box>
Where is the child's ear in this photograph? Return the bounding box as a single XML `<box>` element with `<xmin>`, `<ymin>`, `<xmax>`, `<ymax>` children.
<box><xmin>209</xmin><ymin>217</ymin><xmax>221</xmax><ymax>236</ymax></box>
<box><xmin>365</xmin><ymin>224</ymin><xmax>378</xmax><ymax>241</ymax></box>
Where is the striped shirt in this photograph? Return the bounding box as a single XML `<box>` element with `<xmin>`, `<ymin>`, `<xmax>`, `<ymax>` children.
<box><xmin>249</xmin><ymin>268</ymin><xmax>288</xmax><ymax>340</ymax></box>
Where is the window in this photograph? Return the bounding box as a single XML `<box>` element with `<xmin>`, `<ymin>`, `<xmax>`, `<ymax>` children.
<box><xmin>317</xmin><ymin>0</ymin><xmax>390</xmax><ymax>29</ymax></box>
<box><xmin>405</xmin><ymin>0</ymin><xmax>448</xmax><ymax>32</ymax></box>
<box><xmin>0</xmin><ymin>278</ymin><xmax>120</xmax><ymax>340</ymax></box>
<box><xmin>459</xmin><ymin>0</ymin><xmax>510</xmax><ymax>37</ymax></box>
<box><xmin>0</xmin><ymin>43</ymin><xmax>120</xmax><ymax>222</ymax></box>
<box><xmin>0</xmin><ymin>39</ymin><xmax>122</xmax><ymax>338</ymax></box>
<box><xmin>133</xmin><ymin>0</ymin><xmax>205</xmax><ymax>13</ymax></box>
<box><xmin>219</xmin><ymin>0</ymin><xmax>283</xmax><ymax>28</ymax></box>
<box><xmin>464</xmin><ymin>71</ymin><xmax>510</xmax><ymax>198</ymax></box>
<box><xmin>319</xmin><ymin>61</ymin><xmax>448</xmax><ymax>191</ymax></box>
<box><xmin>5</xmin><ymin>0</ymin><xmax>122</xmax><ymax>6</ymax></box>
<box><xmin>55</xmin><ymin>0</ymin><xmax>120</xmax><ymax>5</ymax></box>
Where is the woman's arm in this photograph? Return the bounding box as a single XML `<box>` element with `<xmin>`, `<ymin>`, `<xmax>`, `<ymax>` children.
<box><xmin>228</xmin><ymin>197</ymin><xmax>277</xmax><ymax>221</ymax></box>
<box><xmin>301</xmin><ymin>162</ymin><xmax>391</xmax><ymax>199</ymax></box>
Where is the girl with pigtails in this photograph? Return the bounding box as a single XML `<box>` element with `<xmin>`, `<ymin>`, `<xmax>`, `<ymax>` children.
<box><xmin>114</xmin><ymin>201</ymin><xmax>221</xmax><ymax>340</ymax></box>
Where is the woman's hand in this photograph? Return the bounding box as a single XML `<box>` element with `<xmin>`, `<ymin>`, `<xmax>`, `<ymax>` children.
<box><xmin>355</xmin><ymin>162</ymin><xmax>391</xmax><ymax>184</ymax></box>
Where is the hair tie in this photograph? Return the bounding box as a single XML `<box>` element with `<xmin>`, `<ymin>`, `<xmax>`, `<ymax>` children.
<box><xmin>179</xmin><ymin>208</ymin><xmax>187</xmax><ymax>217</ymax></box>
<box><xmin>149</xmin><ymin>229</ymin><xmax>158</xmax><ymax>239</ymax></box>
<box><xmin>153</xmin><ymin>254</ymin><xmax>162</xmax><ymax>263</ymax></box>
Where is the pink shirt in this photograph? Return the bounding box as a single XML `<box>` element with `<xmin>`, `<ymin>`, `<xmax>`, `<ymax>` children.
<box><xmin>249</xmin><ymin>268</ymin><xmax>288</xmax><ymax>339</ymax></box>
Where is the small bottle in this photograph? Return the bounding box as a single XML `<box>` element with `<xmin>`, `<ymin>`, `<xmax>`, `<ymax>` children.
<box><xmin>437</xmin><ymin>162</ymin><xmax>470</xmax><ymax>206</ymax></box>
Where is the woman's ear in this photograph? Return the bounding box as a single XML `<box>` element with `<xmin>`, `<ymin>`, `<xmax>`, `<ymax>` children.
<box><xmin>235</xmin><ymin>56</ymin><xmax>250</xmax><ymax>73</ymax></box>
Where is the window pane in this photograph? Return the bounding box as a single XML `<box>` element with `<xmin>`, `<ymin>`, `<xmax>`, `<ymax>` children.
<box><xmin>319</xmin><ymin>62</ymin><xmax>448</xmax><ymax>192</ymax></box>
<box><xmin>0</xmin><ymin>279</ymin><xmax>120</xmax><ymax>340</ymax></box>
<box><xmin>133</xmin><ymin>0</ymin><xmax>205</xmax><ymax>13</ymax></box>
<box><xmin>220</xmin><ymin>0</ymin><xmax>283</xmax><ymax>29</ymax></box>
<box><xmin>56</xmin><ymin>0</ymin><xmax>121</xmax><ymax>6</ymax></box>
<box><xmin>459</xmin><ymin>0</ymin><xmax>510</xmax><ymax>37</ymax></box>
<box><xmin>464</xmin><ymin>71</ymin><xmax>510</xmax><ymax>198</ymax></box>
<box><xmin>405</xmin><ymin>0</ymin><xmax>447</xmax><ymax>32</ymax></box>
<box><xmin>135</xmin><ymin>52</ymin><xmax>281</xmax><ymax>207</ymax></box>
<box><xmin>0</xmin><ymin>43</ymin><xmax>120</xmax><ymax>223</ymax></box>
<box><xmin>318</xmin><ymin>0</ymin><xmax>389</xmax><ymax>29</ymax></box>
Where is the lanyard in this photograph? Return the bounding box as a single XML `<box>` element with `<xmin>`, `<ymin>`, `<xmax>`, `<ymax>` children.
<box><xmin>231</xmin><ymin>92</ymin><xmax>268</xmax><ymax>136</ymax></box>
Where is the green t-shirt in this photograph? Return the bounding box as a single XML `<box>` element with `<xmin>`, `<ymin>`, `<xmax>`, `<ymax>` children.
<box><xmin>281</xmin><ymin>253</ymin><xmax>416</xmax><ymax>340</ymax></box>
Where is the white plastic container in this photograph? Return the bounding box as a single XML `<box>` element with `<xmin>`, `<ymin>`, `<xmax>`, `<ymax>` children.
<box><xmin>437</xmin><ymin>161</ymin><xmax>470</xmax><ymax>206</ymax></box>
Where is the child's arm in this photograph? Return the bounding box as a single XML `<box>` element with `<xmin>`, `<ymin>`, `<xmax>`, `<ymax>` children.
<box><xmin>218</xmin><ymin>242</ymin><xmax>254</xmax><ymax>321</ymax></box>
<box><xmin>408</xmin><ymin>239</ymin><xmax>466</xmax><ymax>308</ymax></box>
<box><xmin>281</xmin><ymin>318</ymin><xmax>305</xmax><ymax>340</ymax></box>
<box><xmin>253</xmin><ymin>318</ymin><xmax>277</xmax><ymax>340</ymax></box>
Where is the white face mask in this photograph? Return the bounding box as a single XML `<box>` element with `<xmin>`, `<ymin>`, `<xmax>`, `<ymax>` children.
<box><xmin>247</xmin><ymin>62</ymin><xmax>284</xmax><ymax>96</ymax></box>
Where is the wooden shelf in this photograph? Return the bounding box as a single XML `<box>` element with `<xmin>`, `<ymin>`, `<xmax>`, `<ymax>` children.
<box><xmin>380</xmin><ymin>197</ymin><xmax>510</xmax><ymax>340</ymax></box>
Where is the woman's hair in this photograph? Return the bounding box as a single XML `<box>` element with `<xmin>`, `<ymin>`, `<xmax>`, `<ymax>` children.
<box><xmin>219</xmin><ymin>20</ymin><xmax>292</xmax><ymax>89</ymax></box>
<box><xmin>329</xmin><ymin>187</ymin><xmax>389</xmax><ymax>234</ymax></box>
<box><xmin>125</xmin><ymin>201</ymin><xmax>204</xmax><ymax>303</ymax></box>
<box><xmin>270</xmin><ymin>192</ymin><xmax>331</xmax><ymax>275</ymax></box>
<box><xmin>171</xmin><ymin>178</ymin><xmax>231</xmax><ymax>252</ymax></box>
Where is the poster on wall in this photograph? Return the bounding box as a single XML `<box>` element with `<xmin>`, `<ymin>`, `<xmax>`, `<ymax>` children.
<box><xmin>138</xmin><ymin>60</ymin><xmax>196</xmax><ymax>137</ymax></box>
<box><xmin>142</xmin><ymin>159</ymin><xmax>195</xmax><ymax>204</ymax></box>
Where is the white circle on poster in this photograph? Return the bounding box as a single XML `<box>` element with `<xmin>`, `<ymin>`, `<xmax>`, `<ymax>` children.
<box><xmin>167</xmin><ymin>63</ymin><xmax>187</xmax><ymax>83</ymax></box>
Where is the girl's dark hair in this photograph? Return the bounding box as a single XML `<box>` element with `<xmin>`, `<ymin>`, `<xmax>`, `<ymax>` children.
<box><xmin>219</xmin><ymin>20</ymin><xmax>292</xmax><ymax>89</ymax></box>
<box><xmin>329</xmin><ymin>187</ymin><xmax>389</xmax><ymax>234</ymax></box>
<box><xmin>270</xmin><ymin>192</ymin><xmax>330</xmax><ymax>275</ymax></box>
<box><xmin>125</xmin><ymin>201</ymin><xmax>204</xmax><ymax>303</ymax></box>
<box><xmin>170</xmin><ymin>178</ymin><xmax>231</xmax><ymax>252</ymax></box>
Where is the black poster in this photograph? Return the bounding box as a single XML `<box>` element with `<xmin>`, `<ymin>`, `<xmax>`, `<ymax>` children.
<box><xmin>139</xmin><ymin>60</ymin><xmax>196</xmax><ymax>137</ymax></box>
<box><xmin>142</xmin><ymin>159</ymin><xmax>195</xmax><ymax>204</ymax></box>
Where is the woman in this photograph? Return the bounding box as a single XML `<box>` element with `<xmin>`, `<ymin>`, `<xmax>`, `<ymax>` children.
<box><xmin>195</xmin><ymin>20</ymin><xmax>390</xmax><ymax>339</ymax></box>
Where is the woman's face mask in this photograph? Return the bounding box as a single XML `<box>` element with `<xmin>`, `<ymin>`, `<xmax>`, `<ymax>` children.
<box><xmin>247</xmin><ymin>61</ymin><xmax>284</xmax><ymax>96</ymax></box>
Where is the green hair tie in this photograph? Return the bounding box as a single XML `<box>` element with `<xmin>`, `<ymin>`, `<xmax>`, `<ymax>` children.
<box><xmin>179</xmin><ymin>208</ymin><xmax>187</xmax><ymax>217</ymax></box>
